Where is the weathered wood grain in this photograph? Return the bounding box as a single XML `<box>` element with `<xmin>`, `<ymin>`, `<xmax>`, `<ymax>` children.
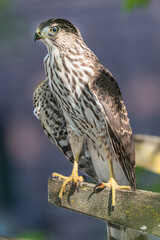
<box><xmin>48</xmin><ymin>178</ymin><xmax>160</xmax><ymax>237</ymax></box>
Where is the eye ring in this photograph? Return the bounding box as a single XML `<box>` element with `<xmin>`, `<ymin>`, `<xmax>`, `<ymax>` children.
<box><xmin>52</xmin><ymin>26</ymin><xmax>59</xmax><ymax>33</ymax></box>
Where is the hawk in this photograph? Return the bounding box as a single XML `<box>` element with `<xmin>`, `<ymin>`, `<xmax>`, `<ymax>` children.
<box><xmin>33</xmin><ymin>18</ymin><xmax>136</xmax><ymax>239</ymax></box>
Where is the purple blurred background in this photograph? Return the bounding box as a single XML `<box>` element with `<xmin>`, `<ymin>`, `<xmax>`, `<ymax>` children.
<box><xmin>0</xmin><ymin>0</ymin><xmax>160</xmax><ymax>239</ymax></box>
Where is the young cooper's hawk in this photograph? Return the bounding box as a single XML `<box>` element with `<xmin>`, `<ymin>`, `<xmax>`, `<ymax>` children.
<box><xmin>33</xmin><ymin>18</ymin><xmax>136</xmax><ymax>239</ymax></box>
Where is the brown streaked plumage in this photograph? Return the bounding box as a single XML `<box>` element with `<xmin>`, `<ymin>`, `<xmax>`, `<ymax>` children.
<box><xmin>34</xmin><ymin>18</ymin><xmax>137</xmax><ymax>240</ymax></box>
<box><xmin>89</xmin><ymin>68</ymin><xmax>136</xmax><ymax>188</ymax></box>
<box><xmin>33</xmin><ymin>79</ymin><xmax>98</xmax><ymax>181</ymax></box>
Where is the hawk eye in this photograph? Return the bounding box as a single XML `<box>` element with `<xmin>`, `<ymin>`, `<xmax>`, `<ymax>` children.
<box><xmin>52</xmin><ymin>26</ymin><xmax>59</xmax><ymax>33</ymax></box>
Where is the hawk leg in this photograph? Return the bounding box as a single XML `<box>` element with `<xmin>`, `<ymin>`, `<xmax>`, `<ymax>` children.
<box><xmin>94</xmin><ymin>159</ymin><xmax>131</xmax><ymax>208</ymax></box>
<box><xmin>52</xmin><ymin>153</ymin><xmax>83</xmax><ymax>203</ymax></box>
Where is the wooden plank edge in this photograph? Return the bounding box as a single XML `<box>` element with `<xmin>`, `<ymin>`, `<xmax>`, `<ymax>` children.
<box><xmin>48</xmin><ymin>178</ymin><xmax>160</xmax><ymax>237</ymax></box>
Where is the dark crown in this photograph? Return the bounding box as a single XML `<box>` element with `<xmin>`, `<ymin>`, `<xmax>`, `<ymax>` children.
<box><xmin>39</xmin><ymin>18</ymin><xmax>79</xmax><ymax>35</ymax></box>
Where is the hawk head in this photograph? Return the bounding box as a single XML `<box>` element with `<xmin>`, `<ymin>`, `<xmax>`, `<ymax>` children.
<box><xmin>34</xmin><ymin>18</ymin><xmax>82</xmax><ymax>49</ymax></box>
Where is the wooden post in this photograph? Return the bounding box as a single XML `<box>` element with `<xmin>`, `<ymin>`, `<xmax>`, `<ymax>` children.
<box><xmin>48</xmin><ymin>178</ymin><xmax>160</xmax><ymax>237</ymax></box>
<box><xmin>48</xmin><ymin>134</ymin><xmax>160</xmax><ymax>238</ymax></box>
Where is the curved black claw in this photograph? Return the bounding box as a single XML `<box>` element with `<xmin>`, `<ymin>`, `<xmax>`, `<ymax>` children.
<box><xmin>82</xmin><ymin>174</ymin><xmax>87</xmax><ymax>182</ymax></box>
<box><xmin>94</xmin><ymin>182</ymin><xmax>104</xmax><ymax>193</ymax></box>
<box><xmin>72</xmin><ymin>182</ymin><xmax>79</xmax><ymax>192</ymax></box>
<box><xmin>58</xmin><ymin>196</ymin><xmax>62</xmax><ymax>205</ymax></box>
<box><xmin>94</xmin><ymin>183</ymin><xmax>100</xmax><ymax>192</ymax></box>
<box><xmin>72</xmin><ymin>181</ymin><xmax>77</xmax><ymax>187</ymax></box>
<box><xmin>52</xmin><ymin>175</ymin><xmax>59</xmax><ymax>179</ymax></box>
<box><xmin>111</xmin><ymin>205</ymin><xmax>115</xmax><ymax>211</ymax></box>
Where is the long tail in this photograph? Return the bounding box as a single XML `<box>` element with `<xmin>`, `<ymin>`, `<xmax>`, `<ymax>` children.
<box><xmin>107</xmin><ymin>222</ymin><xmax>149</xmax><ymax>240</ymax></box>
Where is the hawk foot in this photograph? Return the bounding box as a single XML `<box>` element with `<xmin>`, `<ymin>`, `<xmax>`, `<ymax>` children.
<box><xmin>52</xmin><ymin>172</ymin><xmax>83</xmax><ymax>204</ymax></box>
<box><xmin>94</xmin><ymin>178</ymin><xmax>131</xmax><ymax>208</ymax></box>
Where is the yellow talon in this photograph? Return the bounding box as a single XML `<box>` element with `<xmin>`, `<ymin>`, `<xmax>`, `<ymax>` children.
<box><xmin>52</xmin><ymin>154</ymin><xmax>83</xmax><ymax>203</ymax></box>
<box><xmin>94</xmin><ymin>178</ymin><xmax>131</xmax><ymax>208</ymax></box>
<box><xmin>52</xmin><ymin>172</ymin><xmax>68</xmax><ymax>180</ymax></box>
<box><xmin>52</xmin><ymin>172</ymin><xmax>83</xmax><ymax>203</ymax></box>
<box><xmin>94</xmin><ymin>159</ymin><xmax>131</xmax><ymax>208</ymax></box>
<box><xmin>107</xmin><ymin>178</ymin><xmax>131</xmax><ymax>208</ymax></box>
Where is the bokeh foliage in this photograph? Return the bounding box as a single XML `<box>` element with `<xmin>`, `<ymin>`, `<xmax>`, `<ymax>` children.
<box><xmin>17</xmin><ymin>231</ymin><xmax>47</xmax><ymax>240</ymax></box>
<box><xmin>123</xmin><ymin>0</ymin><xmax>151</xmax><ymax>11</ymax></box>
<box><xmin>0</xmin><ymin>0</ymin><xmax>11</xmax><ymax>11</ymax></box>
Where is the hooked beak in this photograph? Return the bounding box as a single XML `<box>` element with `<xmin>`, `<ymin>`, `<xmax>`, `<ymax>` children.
<box><xmin>34</xmin><ymin>29</ymin><xmax>41</xmax><ymax>42</ymax></box>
